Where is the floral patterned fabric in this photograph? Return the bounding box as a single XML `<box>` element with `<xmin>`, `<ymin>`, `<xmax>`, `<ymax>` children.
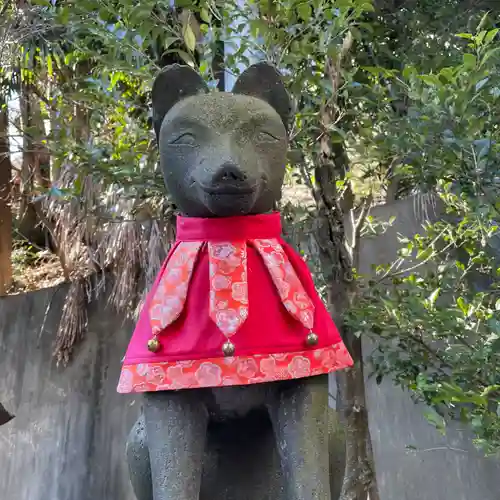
<box><xmin>208</xmin><ymin>242</ymin><xmax>249</xmax><ymax>337</ymax></box>
<box><xmin>117</xmin><ymin>212</ymin><xmax>353</xmax><ymax>394</ymax></box>
<box><xmin>118</xmin><ymin>343</ymin><xmax>353</xmax><ymax>392</ymax></box>
<box><xmin>149</xmin><ymin>241</ymin><xmax>202</xmax><ymax>336</ymax></box>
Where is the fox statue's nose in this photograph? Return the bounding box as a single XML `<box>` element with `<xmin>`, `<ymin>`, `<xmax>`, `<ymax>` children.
<box><xmin>212</xmin><ymin>162</ymin><xmax>249</xmax><ymax>185</ymax></box>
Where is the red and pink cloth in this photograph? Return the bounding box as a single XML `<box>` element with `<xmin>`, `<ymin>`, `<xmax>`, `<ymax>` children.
<box><xmin>117</xmin><ymin>212</ymin><xmax>353</xmax><ymax>393</ymax></box>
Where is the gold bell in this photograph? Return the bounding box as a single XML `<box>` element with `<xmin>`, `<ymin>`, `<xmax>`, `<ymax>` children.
<box><xmin>222</xmin><ymin>340</ymin><xmax>235</xmax><ymax>357</ymax></box>
<box><xmin>147</xmin><ymin>337</ymin><xmax>160</xmax><ymax>353</ymax></box>
<box><xmin>306</xmin><ymin>332</ymin><xmax>319</xmax><ymax>347</ymax></box>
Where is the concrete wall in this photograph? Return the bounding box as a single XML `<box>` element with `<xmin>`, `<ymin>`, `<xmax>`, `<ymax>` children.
<box><xmin>357</xmin><ymin>195</ymin><xmax>500</xmax><ymax>500</ymax></box>
<box><xmin>1</xmin><ymin>194</ymin><xmax>499</xmax><ymax>500</ymax></box>
<box><xmin>0</xmin><ymin>286</ymin><xmax>138</xmax><ymax>500</ymax></box>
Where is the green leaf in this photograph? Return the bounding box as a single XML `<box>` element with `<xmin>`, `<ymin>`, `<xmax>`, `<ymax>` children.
<box><xmin>46</xmin><ymin>54</ymin><xmax>53</xmax><ymax>77</ymax></box>
<box><xmin>423</xmin><ymin>408</ymin><xmax>446</xmax><ymax>434</ymax></box>
<box><xmin>463</xmin><ymin>53</ymin><xmax>477</xmax><ymax>68</ymax></box>
<box><xmin>360</xmin><ymin>2</ymin><xmax>375</xmax><ymax>12</ymax></box>
<box><xmin>183</xmin><ymin>24</ymin><xmax>197</xmax><ymax>52</ymax></box>
<box><xmin>200</xmin><ymin>8</ymin><xmax>211</xmax><ymax>23</ymax></box>
<box><xmin>481</xmin><ymin>47</ymin><xmax>500</xmax><ymax>67</ymax></box>
<box><xmin>428</xmin><ymin>288</ymin><xmax>441</xmax><ymax>308</ymax></box>
<box><xmin>491</xmin><ymin>337</ymin><xmax>500</xmax><ymax>353</ymax></box>
<box><xmin>476</xmin><ymin>11</ymin><xmax>489</xmax><ymax>33</ymax></box>
<box><xmin>419</xmin><ymin>74</ymin><xmax>441</xmax><ymax>87</ymax></box>
<box><xmin>475</xmin><ymin>30</ymin><xmax>487</xmax><ymax>46</ymax></box>
<box><xmin>297</xmin><ymin>3</ymin><xmax>311</xmax><ymax>21</ymax></box>
<box><xmin>484</xmin><ymin>29</ymin><xmax>499</xmax><ymax>45</ymax></box>
<box><xmin>457</xmin><ymin>297</ymin><xmax>469</xmax><ymax>315</ymax></box>
<box><xmin>165</xmin><ymin>49</ymin><xmax>194</xmax><ymax>65</ymax></box>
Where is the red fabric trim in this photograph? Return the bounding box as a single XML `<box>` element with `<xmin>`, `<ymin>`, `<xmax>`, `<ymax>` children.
<box><xmin>176</xmin><ymin>212</ymin><xmax>282</xmax><ymax>242</ymax></box>
<box><xmin>117</xmin><ymin>343</ymin><xmax>353</xmax><ymax>393</ymax></box>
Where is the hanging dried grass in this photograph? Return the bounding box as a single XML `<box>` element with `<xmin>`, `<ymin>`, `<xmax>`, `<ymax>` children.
<box><xmin>39</xmin><ymin>161</ymin><xmax>177</xmax><ymax>364</ymax></box>
<box><xmin>108</xmin><ymin>221</ymin><xmax>144</xmax><ymax>314</ymax></box>
<box><xmin>53</xmin><ymin>278</ymin><xmax>89</xmax><ymax>366</ymax></box>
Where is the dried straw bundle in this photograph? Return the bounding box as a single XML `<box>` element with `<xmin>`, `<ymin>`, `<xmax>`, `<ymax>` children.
<box><xmin>43</xmin><ymin>165</ymin><xmax>174</xmax><ymax>364</ymax></box>
<box><xmin>52</xmin><ymin>278</ymin><xmax>89</xmax><ymax>365</ymax></box>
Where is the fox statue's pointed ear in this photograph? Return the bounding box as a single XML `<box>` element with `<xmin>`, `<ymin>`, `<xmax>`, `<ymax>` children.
<box><xmin>152</xmin><ymin>64</ymin><xmax>209</xmax><ymax>140</ymax></box>
<box><xmin>232</xmin><ymin>62</ymin><xmax>291</xmax><ymax>131</ymax></box>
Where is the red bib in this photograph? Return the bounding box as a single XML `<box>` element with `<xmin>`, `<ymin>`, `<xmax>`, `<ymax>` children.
<box><xmin>117</xmin><ymin>212</ymin><xmax>353</xmax><ymax>393</ymax></box>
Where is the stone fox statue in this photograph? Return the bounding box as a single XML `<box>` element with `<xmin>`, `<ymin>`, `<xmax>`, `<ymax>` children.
<box><xmin>118</xmin><ymin>62</ymin><xmax>353</xmax><ymax>500</ymax></box>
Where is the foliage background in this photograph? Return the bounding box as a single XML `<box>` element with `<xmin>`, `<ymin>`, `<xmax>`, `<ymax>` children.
<box><xmin>0</xmin><ymin>0</ymin><xmax>499</xmax><ymax>496</ymax></box>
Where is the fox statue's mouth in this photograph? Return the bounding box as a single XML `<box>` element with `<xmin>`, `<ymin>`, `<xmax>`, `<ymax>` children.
<box><xmin>197</xmin><ymin>182</ymin><xmax>261</xmax><ymax>216</ymax></box>
<box><xmin>200</xmin><ymin>183</ymin><xmax>258</xmax><ymax>195</ymax></box>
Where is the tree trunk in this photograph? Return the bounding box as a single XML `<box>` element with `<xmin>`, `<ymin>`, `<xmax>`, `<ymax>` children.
<box><xmin>74</xmin><ymin>60</ymin><xmax>92</xmax><ymax>142</ymax></box>
<box><xmin>49</xmin><ymin>80</ymin><xmax>61</xmax><ymax>183</ymax></box>
<box><xmin>313</xmin><ymin>51</ymin><xmax>379</xmax><ymax>497</ymax></box>
<box><xmin>31</xmin><ymin>90</ymin><xmax>51</xmax><ymax>189</ymax></box>
<box><xmin>18</xmin><ymin>79</ymin><xmax>45</xmax><ymax>246</ymax></box>
<box><xmin>0</xmin><ymin>96</ymin><xmax>12</xmax><ymax>295</ymax></box>
<box><xmin>314</xmin><ymin>144</ymin><xmax>379</xmax><ymax>500</ymax></box>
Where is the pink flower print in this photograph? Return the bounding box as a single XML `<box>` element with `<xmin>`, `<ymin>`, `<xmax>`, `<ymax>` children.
<box><xmin>117</xmin><ymin>369</ymin><xmax>133</xmax><ymax>393</ymax></box>
<box><xmin>294</xmin><ymin>292</ymin><xmax>312</xmax><ymax>309</ymax></box>
<box><xmin>215</xmin><ymin>308</ymin><xmax>242</xmax><ymax>335</ymax></box>
<box><xmin>166</xmin><ymin>365</ymin><xmax>184</xmax><ymax>382</ymax></box>
<box><xmin>178</xmin><ymin>360</ymin><xmax>195</xmax><ymax>368</ymax></box>
<box><xmin>321</xmin><ymin>346</ymin><xmax>345</xmax><ymax>369</ymax></box>
<box><xmin>284</xmin><ymin>300</ymin><xmax>298</xmax><ymax>315</ymax></box>
<box><xmin>274</xmin><ymin>277</ymin><xmax>291</xmax><ymax>300</ymax></box>
<box><xmin>212</xmin><ymin>274</ymin><xmax>231</xmax><ymax>291</ymax></box>
<box><xmin>231</xmin><ymin>282</ymin><xmax>248</xmax><ymax>303</ymax></box>
<box><xmin>239</xmin><ymin>306</ymin><xmax>248</xmax><ymax>320</ymax></box>
<box><xmin>260</xmin><ymin>357</ymin><xmax>278</xmax><ymax>377</ymax></box>
<box><xmin>211</xmin><ymin>243</ymin><xmax>236</xmax><ymax>260</ymax></box>
<box><xmin>255</xmin><ymin>239</ymin><xmax>273</xmax><ymax>248</ymax></box>
<box><xmin>271</xmin><ymin>265</ymin><xmax>285</xmax><ymax>280</ymax></box>
<box><xmin>261</xmin><ymin>357</ymin><xmax>287</xmax><ymax>380</ymax></box>
<box><xmin>288</xmin><ymin>356</ymin><xmax>311</xmax><ymax>379</ymax></box>
<box><xmin>195</xmin><ymin>363</ymin><xmax>223</xmax><ymax>386</ymax></box>
<box><xmin>222</xmin><ymin>376</ymin><xmax>238</xmax><ymax>386</ymax></box>
<box><xmin>216</xmin><ymin>300</ymin><xmax>229</xmax><ymax>310</ymax></box>
<box><xmin>299</xmin><ymin>310</ymin><xmax>314</xmax><ymax>330</ymax></box>
<box><xmin>167</xmin><ymin>366</ymin><xmax>197</xmax><ymax>389</ymax></box>
<box><xmin>236</xmin><ymin>358</ymin><xmax>259</xmax><ymax>379</ymax></box>
<box><xmin>166</xmin><ymin>267</ymin><xmax>183</xmax><ymax>285</ymax></box>
<box><xmin>283</xmin><ymin>262</ymin><xmax>296</xmax><ymax>278</ymax></box>
<box><xmin>174</xmin><ymin>282</ymin><xmax>188</xmax><ymax>297</ymax></box>
<box><xmin>149</xmin><ymin>296</ymin><xmax>183</xmax><ymax>323</ymax></box>
<box><xmin>133</xmin><ymin>382</ymin><xmax>149</xmax><ymax>393</ymax></box>
<box><xmin>146</xmin><ymin>365</ymin><xmax>166</xmax><ymax>385</ymax></box>
<box><xmin>264</xmin><ymin>251</ymin><xmax>285</xmax><ymax>267</ymax></box>
<box><xmin>136</xmin><ymin>364</ymin><xmax>149</xmax><ymax>377</ymax></box>
<box><xmin>273</xmin><ymin>353</ymin><xmax>288</xmax><ymax>361</ymax></box>
<box><xmin>226</xmin><ymin>255</ymin><xmax>243</xmax><ymax>268</ymax></box>
<box><xmin>172</xmin><ymin>251</ymin><xmax>189</xmax><ymax>265</ymax></box>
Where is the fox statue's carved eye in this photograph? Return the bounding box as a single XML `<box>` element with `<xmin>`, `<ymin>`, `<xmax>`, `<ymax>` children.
<box><xmin>255</xmin><ymin>130</ymin><xmax>279</xmax><ymax>143</ymax></box>
<box><xmin>169</xmin><ymin>132</ymin><xmax>197</xmax><ymax>147</ymax></box>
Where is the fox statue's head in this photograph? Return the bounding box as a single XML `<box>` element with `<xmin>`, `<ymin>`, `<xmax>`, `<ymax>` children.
<box><xmin>152</xmin><ymin>62</ymin><xmax>291</xmax><ymax>218</ymax></box>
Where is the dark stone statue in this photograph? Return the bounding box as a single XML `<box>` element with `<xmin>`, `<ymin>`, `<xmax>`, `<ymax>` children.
<box><xmin>125</xmin><ymin>63</ymin><xmax>345</xmax><ymax>500</ymax></box>
<box><xmin>0</xmin><ymin>402</ymin><xmax>13</xmax><ymax>426</ymax></box>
